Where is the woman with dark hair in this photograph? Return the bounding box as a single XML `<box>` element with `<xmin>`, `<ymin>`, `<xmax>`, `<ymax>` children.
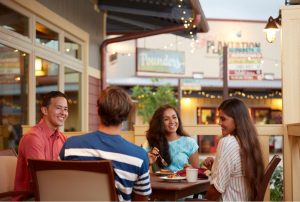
<box><xmin>143</xmin><ymin>104</ymin><xmax>199</xmax><ymax>171</ymax></box>
<box><xmin>204</xmin><ymin>98</ymin><xmax>265</xmax><ymax>201</ymax></box>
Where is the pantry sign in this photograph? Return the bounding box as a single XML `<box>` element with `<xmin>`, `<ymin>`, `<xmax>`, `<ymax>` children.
<box><xmin>137</xmin><ymin>48</ymin><xmax>185</xmax><ymax>74</ymax></box>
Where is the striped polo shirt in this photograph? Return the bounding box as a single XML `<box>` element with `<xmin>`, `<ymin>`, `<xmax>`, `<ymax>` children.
<box><xmin>211</xmin><ymin>135</ymin><xmax>250</xmax><ymax>201</ymax></box>
<box><xmin>59</xmin><ymin>131</ymin><xmax>151</xmax><ymax>201</ymax></box>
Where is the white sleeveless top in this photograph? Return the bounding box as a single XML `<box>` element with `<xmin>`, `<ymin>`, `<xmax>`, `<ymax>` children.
<box><xmin>211</xmin><ymin>135</ymin><xmax>250</xmax><ymax>201</ymax></box>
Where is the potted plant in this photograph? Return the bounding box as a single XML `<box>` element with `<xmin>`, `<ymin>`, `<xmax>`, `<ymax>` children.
<box><xmin>270</xmin><ymin>165</ymin><xmax>283</xmax><ymax>201</ymax></box>
<box><xmin>131</xmin><ymin>82</ymin><xmax>177</xmax><ymax>123</ymax></box>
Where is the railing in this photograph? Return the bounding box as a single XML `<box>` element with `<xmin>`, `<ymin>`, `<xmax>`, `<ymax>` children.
<box><xmin>287</xmin><ymin>123</ymin><xmax>300</xmax><ymax>137</ymax></box>
<box><xmin>21</xmin><ymin>125</ymin><xmax>135</xmax><ymax>144</ymax></box>
<box><xmin>134</xmin><ymin>124</ymin><xmax>283</xmax><ymax>146</ymax></box>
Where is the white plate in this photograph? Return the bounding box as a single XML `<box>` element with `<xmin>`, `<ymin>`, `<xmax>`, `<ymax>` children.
<box><xmin>159</xmin><ymin>176</ymin><xmax>186</xmax><ymax>182</ymax></box>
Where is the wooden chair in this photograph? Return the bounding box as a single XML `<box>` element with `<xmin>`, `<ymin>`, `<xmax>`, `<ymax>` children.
<box><xmin>255</xmin><ymin>154</ymin><xmax>281</xmax><ymax>201</ymax></box>
<box><xmin>0</xmin><ymin>148</ymin><xmax>17</xmax><ymax>156</ymax></box>
<box><xmin>0</xmin><ymin>149</ymin><xmax>32</xmax><ymax>200</ymax></box>
<box><xmin>28</xmin><ymin>159</ymin><xmax>118</xmax><ymax>201</ymax></box>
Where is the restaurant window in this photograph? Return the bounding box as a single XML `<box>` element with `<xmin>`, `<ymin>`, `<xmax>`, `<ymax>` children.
<box><xmin>197</xmin><ymin>107</ymin><xmax>219</xmax><ymax>154</ymax></box>
<box><xmin>35</xmin><ymin>57</ymin><xmax>59</xmax><ymax>123</ymax></box>
<box><xmin>251</xmin><ymin>107</ymin><xmax>271</xmax><ymax>124</ymax></box>
<box><xmin>197</xmin><ymin>107</ymin><xmax>217</xmax><ymax>125</ymax></box>
<box><xmin>64</xmin><ymin>67</ymin><xmax>81</xmax><ymax>131</ymax></box>
<box><xmin>35</xmin><ymin>22</ymin><xmax>59</xmax><ymax>51</ymax></box>
<box><xmin>250</xmin><ymin>107</ymin><xmax>283</xmax><ymax>156</ymax></box>
<box><xmin>269</xmin><ymin>110</ymin><xmax>283</xmax><ymax>155</ymax></box>
<box><xmin>270</xmin><ymin>109</ymin><xmax>282</xmax><ymax>124</ymax></box>
<box><xmin>0</xmin><ymin>43</ymin><xmax>29</xmax><ymax>150</ymax></box>
<box><xmin>0</xmin><ymin>3</ymin><xmax>29</xmax><ymax>37</ymax></box>
<box><xmin>64</xmin><ymin>37</ymin><xmax>82</xmax><ymax>60</ymax></box>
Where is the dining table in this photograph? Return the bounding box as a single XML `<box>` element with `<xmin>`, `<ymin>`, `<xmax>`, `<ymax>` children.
<box><xmin>150</xmin><ymin>173</ymin><xmax>210</xmax><ymax>201</ymax></box>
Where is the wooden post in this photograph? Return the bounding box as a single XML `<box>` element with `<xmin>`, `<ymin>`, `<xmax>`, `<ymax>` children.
<box><xmin>281</xmin><ymin>6</ymin><xmax>300</xmax><ymax>201</ymax></box>
<box><xmin>178</xmin><ymin>79</ymin><xmax>182</xmax><ymax>116</ymax></box>
<box><xmin>223</xmin><ymin>46</ymin><xmax>229</xmax><ymax>100</ymax></box>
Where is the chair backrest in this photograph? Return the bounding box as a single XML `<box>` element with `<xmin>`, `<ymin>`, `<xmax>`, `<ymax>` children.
<box><xmin>255</xmin><ymin>154</ymin><xmax>281</xmax><ymax>201</ymax></box>
<box><xmin>28</xmin><ymin>159</ymin><xmax>118</xmax><ymax>201</ymax></box>
<box><xmin>0</xmin><ymin>154</ymin><xmax>17</xmax><ymax>194</ymax></box>
<box><xmin>0</xmin><ymin>149</ymin><xmax>17</xmax><ymax>195</ymax></box>
<box><xmin>0</xmin><ymin>149</ymin><xmax>32</xmax><ymax>200</ymax></box>
<box><xmin>0</xmin><ymin>148</ymin><xmax>17</xmax><ymax>156</ymax></box>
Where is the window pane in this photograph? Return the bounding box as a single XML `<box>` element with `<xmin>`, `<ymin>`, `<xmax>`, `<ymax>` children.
<box><xmin>0</xmin><ymin>43</ymin><xmax>29</xmax><ymax>150</ymax></box>
<box><xmin>64</xmin><ymin>67</ymin><xmax>81</xmax><ymax>131</ymax></box>
<box><xmin>35</xmin><ymin>57</ymin><xmax>59</xmax><ymax>123</ymax></box>
<box><xmin>36</xmin><ymin>22</ymin><xmax>59</xmax><ymax>51</ymax></box>
<box><xmin>0</xmin><ymin>3</ymin><xmax>29</xmax><ymax>36</ymax></box>
<box><xmin>65</xmin><ymin>37</ymin><xmax>82</xmax><ymax>60</ymax></box>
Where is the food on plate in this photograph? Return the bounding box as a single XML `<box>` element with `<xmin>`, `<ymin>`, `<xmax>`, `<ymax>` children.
<box><xmin>167</xmin><ymin>173</ymin><xmax>178</xmax><ymax>178</ymax></box>
<box><xmin>160</xmin><ymin>169</ymin><xmax>173</xmax><ymax>174</ymax></box>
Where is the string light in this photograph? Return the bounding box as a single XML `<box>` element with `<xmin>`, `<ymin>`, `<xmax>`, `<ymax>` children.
<box><xmin>109</xmin><ymin>0</ymin><xmax>201</xmax><ymax>54</ymax></box>
<box><xmin>182</xmin><ymin>90</ymin><xmax>282</xmax><ymax>99</ymax></box>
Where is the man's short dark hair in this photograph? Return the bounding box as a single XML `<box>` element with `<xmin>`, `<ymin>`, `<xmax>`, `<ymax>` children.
<box><xmin>41</xmin><ymin>91</ymin><xmax>67</xmax><ymax>107</ymax></box>
<box><xmin>97</xmin><ymin>86</ymin><xmax>133</xmax><ymax>126</ymax></box>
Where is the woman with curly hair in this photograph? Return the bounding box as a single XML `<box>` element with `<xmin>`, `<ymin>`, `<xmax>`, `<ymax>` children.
<box><xmin>204</xmin><ymin>98</ymin><xmax>265</xmax><ymax>201</ymax></box>
<box><xmin>143</xmin><ymin>104</ymin><xmax>199</xmax><ymax>171</ymax></box>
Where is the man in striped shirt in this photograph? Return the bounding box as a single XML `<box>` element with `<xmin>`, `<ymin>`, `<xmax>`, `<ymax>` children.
<box><xmin>59</xmin><ymin>86</ymin><xmax>151</xmax><ymax>201</ymax></box>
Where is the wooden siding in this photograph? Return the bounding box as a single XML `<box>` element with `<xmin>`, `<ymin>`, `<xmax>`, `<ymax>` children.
<box><xmin>37</xmin><ymin>0</ymin><xmax>104</xmax><ymax>69</ymax></box>
<box><xmin>89</xmin><ymin>76</ymin><xmax>100</xmax><ymax>131</ymax></box>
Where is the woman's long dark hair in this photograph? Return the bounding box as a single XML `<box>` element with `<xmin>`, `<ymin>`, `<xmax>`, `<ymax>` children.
<box><xmin>219</xmin><ymin>98</ymin><xmax>265</xmax><ymax>200</ymax></box>
<box><xmin>146</xmin><ymin>104</ymin><xmax>188</xmax><ymax>168</ymax></box>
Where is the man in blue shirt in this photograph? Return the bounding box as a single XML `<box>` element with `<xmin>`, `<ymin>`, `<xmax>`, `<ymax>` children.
<box><xmin>59</xmin><ymin>86</ymin><xmax>151</xmax><ymax>201</ymax></box>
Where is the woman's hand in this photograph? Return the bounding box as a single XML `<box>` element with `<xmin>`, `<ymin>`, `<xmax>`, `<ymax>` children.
<box><xmin>148</xmin><ymin>152</ymin><xmax>158</xmax><ymax>165</ymax></box>
<box><xmin>188</xmin><ymin>151</ymin><xmax>200</xmax><ymax>169</ymax></box>
<box><xmin>203</xmin><ymin>157</ymin><xmax>214</xmax><ymax>170</ymax></box>
<box><xmin>148</xmin><ymin>147</ymin><xmax>159</xmax><ymax>165</ymax></box>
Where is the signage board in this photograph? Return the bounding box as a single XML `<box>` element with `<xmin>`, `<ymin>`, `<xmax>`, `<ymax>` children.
<box><xmin>137</xmin><ymin>48</ymin><xmax>185</xmax><ymax>74</ymax></box>
<box><xmin>228</xmin><ymin>47</ymin><xmax>263</xmax><ymax>80</ymax></box>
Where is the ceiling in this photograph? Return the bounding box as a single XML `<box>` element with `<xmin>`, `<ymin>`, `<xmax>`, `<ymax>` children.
<box><xmin>98</xmin><ymin>0</ymin><xmax>209</xmax><ymax>37</ymax></box>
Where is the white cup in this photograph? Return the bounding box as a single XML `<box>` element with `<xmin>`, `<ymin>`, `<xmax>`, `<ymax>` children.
<box><xmin>186</xmin><ymin>168</ymin><xmax>198</xmax><ymax>182</ymax></box>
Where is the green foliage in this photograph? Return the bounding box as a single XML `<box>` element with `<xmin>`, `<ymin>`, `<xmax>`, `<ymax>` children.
<box><xmin>270</xmin><ymin>165</ymin><xmax>283</xmax><ymax>201</ymax></box>
<box><xmin>131</xmin><ymin>83</ymin><xmax>177</xmax><ymax>123</ymax></box>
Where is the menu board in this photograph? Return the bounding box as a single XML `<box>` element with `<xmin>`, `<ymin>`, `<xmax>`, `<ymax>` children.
<box><xmin>228</xmin><ymin>47</ymin><xmax>263</xmax><ymax>80</ymax></box>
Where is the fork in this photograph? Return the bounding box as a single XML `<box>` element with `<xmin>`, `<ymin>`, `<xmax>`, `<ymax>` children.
<box><xmin>157</xmin><ymin>153</ymin><xmax>168</xmax><ymax>167</ymax></box>
<box><xmin>151</xmin><ymin>147</ymin><xmax>168</xmax><ymax>167</ymax></box>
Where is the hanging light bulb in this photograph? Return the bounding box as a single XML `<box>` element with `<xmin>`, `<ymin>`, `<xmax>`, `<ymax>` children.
<box><xmin>264</xmin><ymin>10</ymin><xmax>281</xmax><ymax>43</ymax></box>
<box><xmin>264</xmin><ymin>17</ymin><xmax>279</xmax><ymax>43</ymax></box>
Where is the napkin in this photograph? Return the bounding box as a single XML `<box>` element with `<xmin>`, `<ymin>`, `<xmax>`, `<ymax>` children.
<box><xmin>176</xmin><ymin>168</ymin><xmax>208</xmax><ymax>179</ymax></box>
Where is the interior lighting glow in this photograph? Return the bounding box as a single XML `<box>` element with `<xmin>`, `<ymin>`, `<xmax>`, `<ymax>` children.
<box><xmin>182</xmin><ymin>98</ymin><xmax>191</xmax><ymax>106</ymax></box>
<box><xmin>35</xmin><ymin>58</ymin><xmax>42</xmax><ymax>71</ymax></box>
<box><xmin>264</xmin><ymin>28</ymin><xmax>278</xmax><ymax>43</ymax></box>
